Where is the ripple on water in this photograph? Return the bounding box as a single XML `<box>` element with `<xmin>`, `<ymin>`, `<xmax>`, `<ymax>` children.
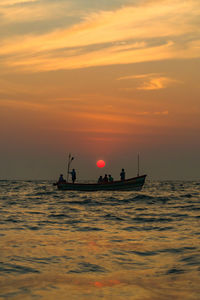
<box><xmin>68</xmin><ymin>262</ymin><xmax>107</xmax><ymax>273</ymax></box>
<box><xmin>49</xmin><ymin>213</ymin><xmax>70</xmax><ymax>218</ymax></box>
<box><xmin>180</xmin><ymin>193</ymin><xmax>193</xmax><ymax>198</ymax></box>
<box><xmin>128</xmin><ymin>250</ymin><xmax>158</xmax><ymax>256</ymax></box>
<box><xmin>132</xmin><ymin>216</ymin><xmax>174</xmax><ymax>223</ymax></box>
<box><xmin>180</xmin><ymin>254</ymin><xmax>200</xmax><ymax>266</ymax></box>
<box><xmin>123</xmin><ymin>194</ymin><xmax>172</xmax><ymax>204</ymax></box>
<box><xmin>76</xmin><ymin>226</ymin><xmax>103</xmax><ymax>231</ymax></box>
<box><xmin>0</xmin><ymin>262</ymin><xmax>40</xmax><ymax>274</ymax></box>
<box><xmin>166</xmin><ymin>267</ymin><xmax>185</xmax><ymax>274</ymax></box>
<box><xmin>103</xmin><ymin>214</ymin><xmax>125</xmax><ymax>221</ymax></box>
<box><xmin>123</xmin><ymin>225</ymin><xmax>174</xmax><ymax>231</ymax></box>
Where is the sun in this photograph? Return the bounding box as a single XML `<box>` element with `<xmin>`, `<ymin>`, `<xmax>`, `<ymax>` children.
<box><xmin>96</xmin><ymin>160</ymin><xmax>105</xmax><ymax>168</ymax></box>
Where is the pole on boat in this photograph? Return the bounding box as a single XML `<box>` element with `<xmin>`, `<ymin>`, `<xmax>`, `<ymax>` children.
<box><xmin>67</xmin><ymin>153</ymin><xmax>71</xmax><ymax>182</ymax></box>
<box><xmin>67</xmin><ymin>153</ymin><xmax>74</xmax><ymax>182</ymax></box>
<box><xmin>137</xmin><ymin>153</ymin><xmax>140</xmax><ymax>177</ymax></box>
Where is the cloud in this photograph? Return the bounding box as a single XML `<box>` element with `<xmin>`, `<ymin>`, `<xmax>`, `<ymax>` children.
<box><xmin>0</xmin><ymin>0</ymin><xmax>37</xmax><ymax>4</ymax></box>
<box><xmin>136</xmin><ymin>110</ymin><xmax>169</xmax><ymax>115</ymax></box>
<box><xmin>0</xmin><ymin>0</ymin><xmax>200</xmax><ymax>72</ymax></box>
<box><xmin>2</xmin><ymin>0</ymin><xmax>200</xmax><ymax>51</ymax></box>
<box><xmin>0</xmin><ymin>0</ymin><xmax>72</xmax><ymax>24</ymax></box>
<box><xmin>137</xmin><ymin>76</ymin><xmax>181</xmax><ymax>90</ymax></box>
<box><xmin>5</xmin><ymin>39</ymin><xmax>200</xmax><ymax>73</ymax></box>
<box><xmin>118</xmin><ymin>73</ymin><xmax>182</xmax><ymax>90</ymax></box>
<box><xmin>118</xmin><ymin>73</ymin><xmax>158</xmax><ymax>80</ymax></box>
<box><xmin>0</xmin><ymin>96</ymin><xmax>169</xmax><ymax>121</ymax></box>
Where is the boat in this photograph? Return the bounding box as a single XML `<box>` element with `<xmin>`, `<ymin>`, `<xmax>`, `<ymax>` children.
<box><xmin>56</xmin><ymin>174</ymin><xmax>147</xmax><ymax>191</ymax></box>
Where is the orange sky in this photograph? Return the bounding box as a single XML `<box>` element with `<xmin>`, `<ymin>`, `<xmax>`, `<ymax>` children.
<box><xmin>0</xmin><ymin>0</ymin><xmax>199</xmax><ymax>179</ymax></box>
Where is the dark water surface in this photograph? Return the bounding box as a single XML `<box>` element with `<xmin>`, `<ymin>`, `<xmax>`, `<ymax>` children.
<box><xmin>0</xmin><ymin>180</ymin><xmax>200</xmax><ymax>299</ymax></box>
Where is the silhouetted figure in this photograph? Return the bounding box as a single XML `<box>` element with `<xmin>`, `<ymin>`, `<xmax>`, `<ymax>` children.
<box><xmin>103</xmin><ymin>174</ymin><xmax>108</xmax><ymax>183</ymax></box>
<box><xmin>108</xmin><ymin>174</ymin><xmax>114</xmax><ymax>182</ymax></box>
<box><xmin>58</xmin><ymin>174</ymin><xmax>65</xmax><ymax>183</ymax></box>
<box><xmin>98</xmin><ymin>175</ymin><xmax>103</xmax><ymax>183</ymax></box>
<box><xmin>70</xmin><ymin>168</ymin><xmax>76</xmax><ymax>183</ymax></box>
<box><xmin>120</xmin><ymin>168</ymin><xmax>125</xmax><ymax>181</ymax></box>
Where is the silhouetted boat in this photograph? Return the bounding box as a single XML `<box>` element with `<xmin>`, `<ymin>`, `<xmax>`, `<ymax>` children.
<box><xmin>56</xmin><ymin>175</ymin><xmax>147</xmax><ymax>191</ymax></box>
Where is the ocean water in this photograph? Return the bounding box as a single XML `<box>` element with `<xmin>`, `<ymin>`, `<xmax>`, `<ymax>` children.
<box><xmin>0</xmin><ymin>180</ymin><xmax>200</xmax><ymax>300</ymax></box>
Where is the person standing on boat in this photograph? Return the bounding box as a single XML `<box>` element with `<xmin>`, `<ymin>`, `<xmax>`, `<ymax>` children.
<box><xmin>108</xmin><ymin>174</ymin><xmax>113</xmax><ymax>182</ymax></box>
<box><xmin>70</xmin><ymin>168</ymin><xmax>76</xmax><ymax>183</ymax></box>
<box><xmin>120</xmin><ymin>168</ymin><xmax>125</xmax><ymax>181</ymax></box>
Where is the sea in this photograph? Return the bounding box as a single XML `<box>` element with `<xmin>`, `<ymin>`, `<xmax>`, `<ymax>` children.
<box><xmin>0</xmin><ymin>180</ymin><xmax>200</xmax><ymax>300</ymax></box>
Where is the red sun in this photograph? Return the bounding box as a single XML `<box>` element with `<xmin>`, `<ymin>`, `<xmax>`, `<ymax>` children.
<box><xmin>96</xmin><ymin>160</ymin><xmax>105</xmax><ymax>168</ymax></box>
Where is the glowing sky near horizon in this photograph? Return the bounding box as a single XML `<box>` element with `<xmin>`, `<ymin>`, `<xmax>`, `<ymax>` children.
<box><xmin>0</xmin><ymin>0</ymin><xmax>199</xmax><ymax>179</ymax></box>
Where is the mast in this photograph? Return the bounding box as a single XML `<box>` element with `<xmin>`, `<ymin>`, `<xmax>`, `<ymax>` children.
<box><xmin>67</xmin><ymin>153</ymin><xmax>71</xmax><ymax>182</ymax></box>
<box><xmin>67</xmin><ymin>153</ymin><xmax>74</xmax><ymax>182</ymax></box>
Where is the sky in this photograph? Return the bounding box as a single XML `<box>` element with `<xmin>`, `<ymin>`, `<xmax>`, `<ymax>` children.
<box><xmin>0</xmin><ymin>0</ymin><xmax>199</xmax><ymax>180</ymax></box>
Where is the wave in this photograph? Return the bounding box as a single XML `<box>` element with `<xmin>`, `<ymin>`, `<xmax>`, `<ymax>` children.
<box><xmin>0</xmin><ymin>262</ymin><xmax>39</xmax><ymax>274</ymax></box>
<box><xmin>103</xmin><ymin>213</ymin><xmax>125</xmax><ymax>221</ymax></box>
<box><xmin>76</xmin><ymin>226</ymin><xmax>103</xmax><ymax>231</ymax></box>
<box><xmin>166</xmin><ymin>267</ymin><xmax>185</xmax><ymax>274</ymax></box>
<box><xmin>68</xmin><ymin>262</ymin><xmax>107</xmax><ymax>273</ymax></box>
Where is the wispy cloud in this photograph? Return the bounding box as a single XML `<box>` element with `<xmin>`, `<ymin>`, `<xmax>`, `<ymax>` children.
<box><xmin>0</xmin><ymin>0</ymin><xmax>72</xmax><ymax>24</ymax></box>
<box><xmin>1</xmin><ymin>0</ymin><xmax>200</xmax><ymax>72</ymax></box>
<box><xmin>137</xmin><ymin>76</ymin><xmax>180</xmax><ymax>90</ymax></box>
<box><xmin>118</xmin><ymin>73</ymin><xmax>158</xmax><ymax>80</ymax></box>
<box><xmin>118</xmin><ymin>73</ymin><xmax>182</xmax><ymax>90</ymax></box>
<box><xmin>0</xmin><ymin>0</ymin><xmax>37</xmax><ymax>5</ymax></box>
<box><xmin>4</xmin><ymin>39</ymin><xmax>200</xmax><ymax>73</ymax></box>
<box><xmin>0</xmin><ymin>96</ymin><xmax>169</xmax><ymax>120</ymax></box>
<box><xmin>136</xmin><ymin>110</ymin><xmax>169</xmax><ymax>115</ymax></box>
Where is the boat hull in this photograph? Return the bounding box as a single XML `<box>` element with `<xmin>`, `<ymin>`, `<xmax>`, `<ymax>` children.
<box><xmin>57</xmin><ymin>175</ymin><xmax>147</xmax><ymax>191</ymax></box>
